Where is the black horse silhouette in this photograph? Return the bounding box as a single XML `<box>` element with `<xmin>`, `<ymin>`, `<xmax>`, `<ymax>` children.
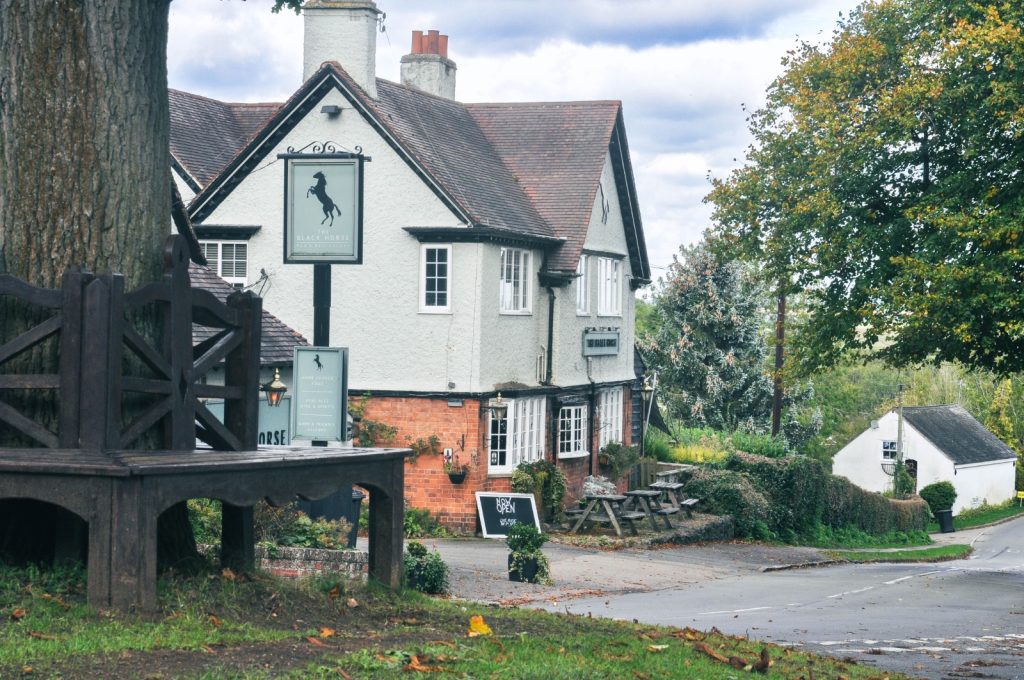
<box><xmin>306</xmin><ymin>171</ymin><xmax>342</xmax><ymax>226</ymax></box>
<box><xmin>314</xmin><ymin>353</ymin><xmax>323</xmax><ymax>371</ymax></box>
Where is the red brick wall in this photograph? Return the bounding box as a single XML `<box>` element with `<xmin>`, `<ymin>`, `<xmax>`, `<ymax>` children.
<box><xmin>360</xmin><ymin>396</ymin><xmax>485</xmax><ymax>534</ymax></box>
<box><xmin>359</xmin><ymin>389</ymin><xmax>634</xmax><ymax>534</ymax></box>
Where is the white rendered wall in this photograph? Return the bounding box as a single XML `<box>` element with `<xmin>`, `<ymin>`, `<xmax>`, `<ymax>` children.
<box><xmin>173</xmin><ymin>168</ymin><xmax>195</xmax><ymax>204</ymax></box>
<box><xmin>552</xmin><ymin>152</ymin><xmax>637</xmax><ymax>388</ymax></box>
<box><xmin>949</xmin><ymin>460</ymin><xmax>1015</xmax><ymax>513</ymax></box>
<box><xmin>201</xmin><ymin>86</ymin><xmax>486</xmax><ymax>393</ymax></box>
<box><xmin>303</xmin><ymin>2</ymin><xmax>380</xmax><ymax>97</ymax></box>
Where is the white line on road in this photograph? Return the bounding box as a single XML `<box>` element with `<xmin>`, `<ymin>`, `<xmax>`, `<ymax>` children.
<box><xmin>883</xmin><ymin>575</ymin><xmax>914</xmax><ymax>585</ymax></box>
<box><xmin>827</xmin><ymin>586</ymin><xmax>873</xmax><ymax>599</ymax></box>
<box><xmin>695</xmin><ymin>606</ymin><xmax>772</xmax><ymax>616</ymax></box>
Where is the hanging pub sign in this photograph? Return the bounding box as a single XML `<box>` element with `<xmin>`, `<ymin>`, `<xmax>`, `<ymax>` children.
<box><xmin>280</xmin><ymin>150</ymin><xmax>366</xmax><ymax>264</ymax></box>
<box><xmin>291</xmin><ymin>346</ymin><xmax>349</xmax><ymax>442</ymax></box>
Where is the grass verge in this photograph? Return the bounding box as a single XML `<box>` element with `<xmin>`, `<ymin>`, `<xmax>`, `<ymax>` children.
<box><xmin>827</xmin><ymin>544</ymin><xmax>972</xmax><ymax>563</ymax></box>
<box><xmin>0</xmin><ymin>561</ymin><xmax>912</xmax><ymax>679</ymax></box>
<box><xmin>926</xmin><ymin>500</ymin><xmax>1024</xmax><ymax>532</ymax></box>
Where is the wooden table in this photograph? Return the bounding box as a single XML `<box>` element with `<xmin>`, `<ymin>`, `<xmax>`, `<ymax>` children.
<box><xmin>569</xmin><ymin>494</ymin><xmax>645</xmax><ymax>537</ymax></box>
<box><xmin>624</xmin><ymin>489</ymin><xmax>675</xmax><ymax>530</ymax></box>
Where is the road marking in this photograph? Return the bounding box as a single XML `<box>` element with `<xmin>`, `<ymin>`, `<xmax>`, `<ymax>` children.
<box><xmin>695</xmin><ymin>606</ymin><xmax>772</xmax><ymax>616</ymax></box>
<box><xmin>884</xmin><ymin>575</ymin><xmax>914</xmax><ymax>585</ymax></box>
<box><xmin>827</xmin><ymin>586</ymin><xmax>873</xmax><ymax>599</ymax></box>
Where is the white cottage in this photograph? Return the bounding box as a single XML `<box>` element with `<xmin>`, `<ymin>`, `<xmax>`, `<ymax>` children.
<box><xmin>832</xmin><ymin>405</ymin><xmax>1017</xmax><ymax>514</ymax></box>
<box><xmin>168</xmin><ymin>0</ymin><xmax>651</xmax><ymax>530</ymax></box>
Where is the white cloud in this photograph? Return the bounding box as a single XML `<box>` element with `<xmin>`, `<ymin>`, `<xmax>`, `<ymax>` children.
<box><xmin>167</xmin><ymin>0</ymin><xmax>856</xmax><ymax>270</ymax></box>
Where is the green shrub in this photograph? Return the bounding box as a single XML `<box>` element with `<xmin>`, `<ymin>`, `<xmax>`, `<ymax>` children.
<box><xmin>599</xmin><ymin>441</ymin><xmax>641</xmax><ymax>480</ymax></box>
<box><xmin>403</xmin><ymin>505</ymin><xmax>450</xmax><ymax>538</ymax></box>
<box><xmin>403</xmin><ymin>541</ymin><xmax>449</xmax><ymax>594</ymax></box>
<box><xmin>682</xmin><ymin>468</ymin><xmax>773</xmax><ymax>539</ymax></box>
<box><xmin>726</xmin><ymin>452</ymin><xmax>828</xmax><ymax>539</ymax></box>
<box><xmin>506</xmin><ymin>523</ymin><xmax>551</xmax><ymax>584</ymax></box>
<box><xmin>919</xmin><ymin>481</ymin><xmax>957</xmax><ymax>513</ymax></box>
<box><xmin>730</xmin><ymin>431</ymin><xmax>788</xmax><ymax>458</ymax></box>
<box><xmin>187</xmin><ymin>498</ymin><xmax>222</xmax><ymax>545</ymax></box>
<box><xmin>670</xmin><ymin>444</ymin><xmax>729</xmax><ymax>465</ymax></box>
<box><xmin>643</xmin><ymin>432</ymin><xmax>673</xmax><ymax>462</ymax></box>
<box><xmin>254</xmin><ymin>503</ymin><xmax>352</xmax><ymax>550</ymax></box>
<box><xmin>824</xmin><ymin>476</ymin><xmax>930</xmax><ymax>534</ymax></box>
<box><xmin>511</xmin><ymin>459</ymin><xmax>567</xmax><ymax>521</ymax></box>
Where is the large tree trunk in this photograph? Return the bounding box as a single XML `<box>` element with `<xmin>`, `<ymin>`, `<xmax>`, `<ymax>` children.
<box><xmin>0</xmin><ymin>0</ymin><xmax>197</xmax><ymax>567</ymax></box>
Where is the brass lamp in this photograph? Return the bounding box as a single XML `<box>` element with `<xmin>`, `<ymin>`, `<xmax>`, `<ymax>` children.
<box><xmin>261</xmin><ymin>368</ymin><xmax>287</xmax><ymax>407</ymax></box>
<box><xmin>487</xmin><ymin>392</ymin><xmax>507</xmax><ymax>418</ymax></box>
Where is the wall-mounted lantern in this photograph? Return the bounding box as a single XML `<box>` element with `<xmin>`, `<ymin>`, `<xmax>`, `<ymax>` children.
<box><xmin>261</xmin><ymin>368</ymin><xmax>288</xmax><ymax>408</ymax></box>
<box><xmin>486</xmin><ymin>392</ymin><xmax>507</xmax><ymax>419</ymax></box>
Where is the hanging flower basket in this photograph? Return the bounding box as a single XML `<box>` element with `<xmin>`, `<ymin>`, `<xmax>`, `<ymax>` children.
<box><xmin>447</xmin><ymin>470</ymin><xmax>468</xmax><ymax>484</ymax></box>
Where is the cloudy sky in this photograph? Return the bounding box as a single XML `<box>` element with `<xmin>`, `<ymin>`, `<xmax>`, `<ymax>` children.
<box><xmin>168</xmin><ymin>0</ymin><xmax>856</xmax><ymax>275</ymax></box>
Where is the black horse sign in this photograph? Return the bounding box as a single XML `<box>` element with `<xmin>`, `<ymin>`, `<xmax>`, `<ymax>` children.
<box><xmin>281</xmin><ymin>152</ymin><xmax>366</xmax><ymax>264</ymax></box>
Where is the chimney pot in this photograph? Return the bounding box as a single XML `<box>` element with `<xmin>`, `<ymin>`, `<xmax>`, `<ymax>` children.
<box><xmin>401</xmin><ymin>28</ymin><xmax>456</xmax><ymax>99</ymax></box>
<box><xmin>427</xmin><ymin>29</ymin><xmax>440</xmax><ymax>54</ymax></box>
<box><xmin>439</xmin><ymin>34</ymin><xmax>448</xmax><ymax>58</ymax></box>
<box><xmin>411</xmin><ymin>30</ymin><xmax>423</xmax><ymax>54</ymax></box>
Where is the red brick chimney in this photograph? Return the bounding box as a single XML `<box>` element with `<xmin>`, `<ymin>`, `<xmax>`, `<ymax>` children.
<box><xmin>401</xmin><ymin>29</ymin><xmax>457</xmax><ymax>100</ymax></box>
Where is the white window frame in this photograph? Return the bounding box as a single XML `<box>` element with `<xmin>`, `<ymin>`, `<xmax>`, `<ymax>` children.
<box><xmin>597</xmin><ymin>256</ymin><xmax>622</xmax><ymax>317</ymax></box>
<box><xmin>419</xmin><ymin>244</ymin><xmax>452</xmax><ymax>313</ymax></box>
<box><xmin>882</xmin><ymin>440</ymin><xmax>898</xmax><ymax>460</ymax></box>
<box><xmin>499</xmin><ymin>247</ymin><xmax>532</xmax><ymax>314</ymax></box>
<box><xmin>558</xmin><ymin>404</ymin><xmax>589</xmax><ymax>459</ymax></box>
<box><xmin>488</xmin><ymin>396</ymin><xmax>546</xmax><ymax>474</ymax></box>
<box><xmin>200</xmin><ymin>240</ymin><xmax>248</xmax><ymax>288</ymax></box>
<box><xmin>575</xmin><ymin>255</ymin><xmax>590</xmax><ymax>315</ymax></box>
<box><xmin>598</xmin><ymin>386</ymin><xmax>624</xmax><ymax>450</ymax></box>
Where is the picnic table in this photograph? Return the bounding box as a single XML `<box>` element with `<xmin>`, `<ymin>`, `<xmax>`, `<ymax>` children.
<box><xmin>568</xmin><ymin>494</ymin><xmax>646</xmax><ymax>537</ymax></box>
<box><xmin>624</xmin><ymin>489</ymin><xmax>676</xmax><ymax>530</ymax></box>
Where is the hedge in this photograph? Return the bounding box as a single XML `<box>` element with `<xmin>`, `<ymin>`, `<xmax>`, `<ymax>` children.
<box><xmin>685</xmin><ymin>452</ymin><xmax>930</xmax><ymax>540</ymax></box>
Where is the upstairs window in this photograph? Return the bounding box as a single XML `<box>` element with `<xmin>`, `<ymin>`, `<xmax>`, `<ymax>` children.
<box><xmin>576</xmin><ymin>255</ymin><xmax>590</xmax><ymax>315</ymax></box>
<box><xmin>420</xmin><ymin>245</ymin><xmax>451</xmax><ymax>313</ymax></box>
<box><xmin>558</xmin><ymin>404</ymin><xmax>588</xmax><ymax>458</ymax></box>
<box><xmin>597</xmin><ymin>386</ymin><xmax>624</xmax><ymax>449</ymax></box>
<box><xmin>200</xmin><ymin>241</ymin><xmax>247</xmax><ymax>288</ymax></box>
<box><xmin>597</xmin><ymin>257</ymin><xmax>622</xmax><ymax>316</ymax></box>
<box><xmin>500</xmin><ymin>247</ymin><xmax>532</xmax><ymax>314</ymax></box>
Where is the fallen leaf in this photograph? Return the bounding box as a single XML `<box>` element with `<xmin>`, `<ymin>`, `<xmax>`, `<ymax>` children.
<box><xmin>467</xmin><ymin>615</ymin><xmax>492</xmax><ymax>637</ymax></box>
<box><xmin>207</xmin><ymin>614</ymin><xmax>223</xmax><ymax>628</ymax></box>
<box><xmin>404</xmin><ymin>654</ymin><xmax>442</xmax><ymax>673</ymax></box>
<box><xmin>38</xmin><ymin>594</ymin><xmax>70</xmax><ymax>610</ymax></box>
<box><xmin>319</xmin><ymin>626</ymin><xmax>336</xmax><ymax>638</ymax></box>
<box><xmin>345</xmin><ymin>597</ymin><xmax>358</xmax><ymax>609</ymax></box>
<box><xmin>306</xmin><ymin>636</ymin><xmax>327</xmax><ymax>647</ymax></box>
<box><xmin>328</xmin><ymin>585</ymin><xmax>341</xmax><ymax>600</ymax></box>
<box><xmin>647</xmin><ymin>644</ymin><xmax>669</xmax><ymax>652</ymax></box>
<box><xmin>335</xmin><ymin>669</ymin><xmax>352</xmax><ymax>679</ymax></box>
<box><xmin>27</xmin><ymin>632</ymin><xmax>54</xmax><ymax>641</ymax></box>
<box><xmin>21</xmin><ymin>666</ymin><xmax>32</xmax><ymax>675</ymax></box>
<box><xmin>693</xmin><ymin>641</ymin><xmax>730</xmax><ymax>664</ymax></box>
<box><xmin>753</xmin><ymin>647</ymin><xmax>774</xmax><ymax>673</ymax></box>
<box><xmin>10</xmin><ymin>609</ymin><xmax>26</xmax><ymax>621</ymax></box>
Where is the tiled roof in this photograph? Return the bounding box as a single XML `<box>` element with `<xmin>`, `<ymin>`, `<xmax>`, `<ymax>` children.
<box><xmin>189</xmin><ymin>263</ymin><xmax>309</xmax><ymax>366</ymax></box>
<box><xmin>169</xmin><ymin>89</ymin><xmax>279</xmax><ymax>186</ymax></box>
<box><xmin>466</xmin><ymin>101</ymin><xmax>620</xmax><ymax>271</ymax></box>
<box><xmin>373</xmin><ymin>80</ymin><xmax>553</xmax><ymax>239</ymax></box>
<box><xmin>902</xmin><ymin>405</ymin><xmax>1018</xmax><ymax>466</ymax></box>
<box><xmin>174</xmin><ymin>64</ymin><xmax>649</xmax><ymax>280</ymax></box>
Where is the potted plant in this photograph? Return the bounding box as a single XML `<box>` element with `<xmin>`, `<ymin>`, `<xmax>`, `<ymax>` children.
<box><xmin>443</xmin><ymin>453</ymin><xmax>470</xmax><ymax>484</ymax></box>
<box><xmin>598</xmin><ymin>441</ymin><xmax>641</xmax><ymax>481</ymax></box>
<box><xmin>506</xmin><ymin>523</ymin><xmax>551</xmax><ymax>584</ymax></box>
<box><xmin>920</xmin><ymin>480</ymin><xmax>957</xmax><ymax>533</ymax></box>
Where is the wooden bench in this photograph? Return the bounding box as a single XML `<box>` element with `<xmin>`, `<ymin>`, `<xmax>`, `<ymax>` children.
<box><xmin>0</xmin><ymin>236</ymin><xmax>408</xmax><ymax>611</ymax></box>
<box><xmin>649</xmin><ymin>481</ymin><xmax>684</xmax><ymax>508</ymax></box>
<box><xmin>680</xmin><ymin>497</ymin><xmax>700</xmax><ymax>518</ymax></box>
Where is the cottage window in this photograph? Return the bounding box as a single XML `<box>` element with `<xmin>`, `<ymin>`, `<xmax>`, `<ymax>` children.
<box><xmin>499</xmin><ymin>247</ymin><xmax>532</xmax><ymax>314</ymax></box>
<box><xmin>200</xmin><ymin>240</ymin><xmax>248</xmax><ymax>288</ymax></box>
<box><xmin>598</xmin><ymin>386</ymin><xmax>624</xmax><ymax>450</ymax></box>
<box><xmin>882</xmin><ymin>440</ymin><xmax>898</xmax><ymax>460</ymax></box>
<box><xmin>489</xmin><ymin>396</ymin><xmax>546</xmax><ymax>473</ymax></box>
<box><xmin>420</xmin><ymin>244</ymin><xmax>451</xmax><ymax>313</ymax></box>
<box><xmin>575</xmin><ymin>255</ymin><xmax>590</xmax><ymax>315</ymax></box>
<box><xmin>558</xmin><ymin>404</ymin><xmax>589</xmax><ymax>459</ymax></box>
<box><xmin>597</xmin><ymin>256</ymin><xmax>622</xmax><ymax>316</ymax></box>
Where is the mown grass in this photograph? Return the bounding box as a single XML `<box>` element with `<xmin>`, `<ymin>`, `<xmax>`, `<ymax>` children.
<box><xmin>926</xmin><ymin>499</ymin><xmax>1024</xmax><ymax>532</ymax></box>
<box><xmin>828</xmin><ymin>544</ymin><xmax>972</xmax><ymax>563</ymax></box>
<box><xmin>0</xmin><ymin>562</ymin><xmax>911</xmax><ymax>679</ymax></box>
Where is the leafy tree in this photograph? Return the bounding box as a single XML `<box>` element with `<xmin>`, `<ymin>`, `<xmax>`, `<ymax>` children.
<box><xmin>640</xmin><ymin>241</ymin><xmax>774</xmax><ymax>430</ymax></box>
<box><xmin>708</xmin><ymin>0</ymin><xmax>1024</xmax><ymax>375</ymax></box>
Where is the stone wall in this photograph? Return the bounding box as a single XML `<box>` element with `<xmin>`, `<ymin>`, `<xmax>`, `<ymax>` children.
<box><xmin>256</xmin><ymin>546</ymin><xmax>368</xmax><ymax>580</ymax></box>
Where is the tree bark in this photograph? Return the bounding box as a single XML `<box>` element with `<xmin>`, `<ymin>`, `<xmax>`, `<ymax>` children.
<box><xmin>0</xmin><ymin>0</ymin><xmax>198</xmax><ymax>567</ymax></box>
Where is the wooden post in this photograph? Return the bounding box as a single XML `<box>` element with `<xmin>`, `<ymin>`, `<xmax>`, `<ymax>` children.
<box><xmin>367</xmin><ymin>458</ymin><xmax>405</xmax><ymax>588</ymax></box>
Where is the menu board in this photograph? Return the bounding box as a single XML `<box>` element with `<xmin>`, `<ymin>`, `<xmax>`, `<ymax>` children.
<box><xmin>291</xmin><ymin>347</ymin><xmax>348</xmax><ymax>442</ymax></box>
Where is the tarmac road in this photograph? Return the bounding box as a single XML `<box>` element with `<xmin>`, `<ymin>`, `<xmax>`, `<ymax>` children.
<box><xmin>423</xmin><ymin>516</ymin><xmax>1024</xmax><ymax>679</ymax></box>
